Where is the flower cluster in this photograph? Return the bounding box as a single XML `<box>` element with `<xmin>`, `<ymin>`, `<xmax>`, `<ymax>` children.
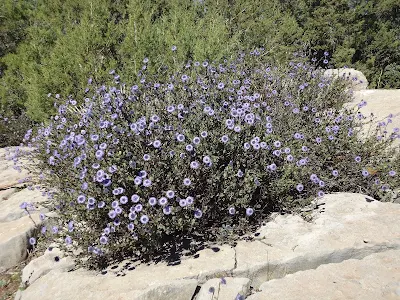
<box><xmin>16</xmin><ymin>47</ymin><xmax>400</xmax><ymax>270</ymax></box>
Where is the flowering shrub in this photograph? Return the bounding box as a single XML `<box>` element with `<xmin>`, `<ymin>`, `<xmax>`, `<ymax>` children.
<box><xmin>14</xmin><ymin>48</ymin><xmax>400</xmax><ymax>271</ymax></box>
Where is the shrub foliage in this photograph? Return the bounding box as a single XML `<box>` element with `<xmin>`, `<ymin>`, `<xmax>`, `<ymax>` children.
<box><xmin>13</xmin><ymin>49</ymin><xmax>400</xmax><ymax>271</ymax></box>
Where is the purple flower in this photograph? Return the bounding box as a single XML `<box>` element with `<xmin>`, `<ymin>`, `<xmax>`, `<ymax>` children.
<box><xmin>317</xmin><ymin>190</ymin><xmax>325</xmax><ymax>197</ymax></box>
<box><xmin>225</xmin><ymin>119</ymin><xmax>234</xmax><ymax>127</ymax></box>
<box><xmin>149</xmin><ymin>197</ymin><xmax>157</xmax><ymax>206</ymax></box>
<box><xmin>246</xmin><ymin>208</ymin><xmax>254</xmax><ymax>216</ymax></box>
<box><xmin>355</xmin><ymin>156</ymin><xmax>361</xmax><ymax>163</ymax></box>
<box><xmin>29</xmin><ymin>237</ymin><xmax>36</xmax><ymax>245</ymax></box>
<box><xmin>177</xmin><ymin>134</ymin><xmax>185</xmax><ymax>142</ymax></box>
<box><xmin>183</xmin><ymin>178</ymin><xmax>191</xmax><ymax>186</ymax></box>
<box><xmin>190</xmin><ymin>161</ymin><xmax>200</xmax><ymax>169</ymax></box>
<box><xmin>88</xmin><ymin>197</ymin><xmax>96</xmax><ymax>205</ymax></box>
<box><xmin>143</xmin><ymin>179</ymin><xmax>152</xmax><ymax>187</ymax></box>
<box><xmin>218</xmin><ymin>82</ymin><xmax>225</xmax><ymax>89</ymax></box>
<box><xmin>221</xmin><ymin>135</ymin><xmax>229</xmax><ymax>143</ymax></box>
<box><xmin>134</xmin><ymin>177</ymin><xmax>142</xmax><ymax>185</ymax></box>
<box><xmin>193</xmin><ymin>137</ymin><xmax>201</xmax><ymax>144</ymax></box>
<box><xmin>267</xmin><ymin>163</ymin><xmax>276</xmax><ymax>171</ymax></box>
<box><xmin>163</xmin><ymin>206</ymin><xmax>172</xmax><ymax>215</ymax></box>
<box><xmin>108</xmin><ymin>210</ymin><xmax>117</xmax><ymax>219</ymax></box>
<box><xmin>200</xmin><ymin>131</ymin><xmax>208</xmax><ymax>138</ymax></box>
<box><xmin>95</xmin><ymin>150</ymin><xmax>104</xmax><ymax>159</ymax></box>
<box><xmin>273</xmin><ymin>150</ymin><xmax>281</xmax><ymax>156</ymax></box>
<box><xmin>362</xmin><ymin>169</ymin><xmax>369</xmax><ymax>177</ymax></box>
<box><xmin>389</xmin><ymin>170</ymin><xmax>396</xmax><ymax>177</ymax></box>
<box><xmin>166</xmin><ymin>190</ymin><xmax>175</xmax><ymax>199</ymax></box>
<box><xmin>77</xmin><ymin>195</ymin><xmax>86</xmax><ymax>204</ymax></box>
<box><xmin>186</xmin><ymin>144</ymin><xmax>194</xmax><ymax>151</ymax></box>
<box><xmin>171</xmin><ymin>45</ymin><xmax>177</xmax><ymax>51</ymax></box>
<box><xmin>273</xmin><ymin>141</ymin><xmax>281</xmax><ymax>148</ymax></box>
<box><xmin>151</xmin><ymin>115</ymin><xmax>160</xmax><ymax>122</ymax></box>
<box><xmin>143</xmin><ymin>154</ymin><xmax>150</xmax><ymax>161</ymax></box>
<box><xmin>228</xmin><ymin>207</ymin><xmax>236</xmax><ymax>215</ymax></box>
<box><xmin>159</xmin><ymin>197</ymin><xmax>168</xmax><ymax>206</ymax></box>
<box><xmin>296</xmin><ymin>184</ymin><xmax>304</xmax><ymax>192</ymax></box>
<box><xmin>332</xmin><ymin>170</ymin><xmax>339</xmax><ymax>177</ymax></box>
<box><xmin>127</xmin><ymin>223</ymin><xmax>135</xmax><ymax>231</ymax></box>
<box><xmin>153</xmin><ymin>140</ymin><xmax>161</xmax><ymax>148</ymax></box>
<box><xmin>140</xmin><ymin>215</ymin><xmax>149</xmax><ymax>224</ymax></box>
<box><xmin>203</xmin><ymin>156</ymin><xmax>211</xmax><ymax>164</ymax></box>
<box><xmin>135</xmin><ymin>204</ymin><xmax>143</xmax><ymax>212</ymax></box>
<box><xmin>194</xmin><ymin>209</ymin><xmax>203</xmax><ymax>218</ymax></box>
<box><xmin>186</xmin><ymin>196</ymin><xmax>194</xmax><ymax>205</ymax></box>
<box><xmin>128</xmin><ymin>212</ymin><xmax>137</xmax><ymax>220</ymax></box>
<box><xmin>120</xmin><ymin>196</ymin><xmax>128</xmax><ymax>204</ymax></box>
<box><xmin>131</xmin><ymin>194</ymin><xmax>140</xmax><ymax>203</ymax></box>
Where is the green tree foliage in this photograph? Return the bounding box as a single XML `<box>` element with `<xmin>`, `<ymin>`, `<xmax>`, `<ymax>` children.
<box><xmin>282</xmin><ymin>0</ymin><xmax>400</xmax><ymax>87</ymax></box>
<box><xmin>0</xmin><ymin>0</ymin><xmax>399</xmax><ymax>125</ymax></box>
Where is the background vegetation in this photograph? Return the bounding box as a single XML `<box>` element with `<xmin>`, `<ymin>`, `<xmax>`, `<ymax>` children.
<box><xmin>0</xmin><ymin>0</ymin><xmax>399</xmax><ymax>130</ymax></box>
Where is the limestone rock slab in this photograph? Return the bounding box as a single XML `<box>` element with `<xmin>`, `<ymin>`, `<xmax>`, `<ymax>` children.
<box><xmin>344</xmin><ymin>89</ymin><xmax>400</xmax><ymax>149</ymax></box>
<box><xmin>233</xmin><ymin>193</ymin><xmax>400</xmax><ymax>289</ymax></box>
<box><xmin>0</xmin><ymin>188</ymin><xmax>49</xmax><ymax>222</ymax></box>
<box><xmin>0</xmin><ymin>187</ymin><xmax>17</xmax><ymax>201</ymax></box>
<box><xmin>195</xmin><ymin>277</ymin><xmax>250</xmax><ymax>300</ymax></box>
<box><xmin>247</xmin><ymin>249</ymin><xmax>400</xmax><ymax>300</ymax></box>
<box><xmin>21</xmin><ymin>246</ymin><xmax>76</xmax><ymax>287</ymax></box>
<box><xmin>17</xmin><ymin>244</ymin><xmax>235</xmax><ymax>300</ymax></box>
<box><xmin>0</xmin><ymin>214</ymin><xmax>41</xmax><ymax>272</ymax></box>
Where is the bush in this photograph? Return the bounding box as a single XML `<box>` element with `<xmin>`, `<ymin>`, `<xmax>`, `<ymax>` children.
<box><xmin>14</xmin><ymin>48</ymin><xmax>400</xmax><ymax>271</ymax></box>
<box><xmin>0</xmin><ymin>111</ymin><xmax>35</xmax><ymax>148</ymax></box>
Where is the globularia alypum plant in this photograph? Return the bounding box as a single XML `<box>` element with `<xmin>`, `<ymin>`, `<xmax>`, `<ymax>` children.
<box><xmin>13</xmin><ymin>47</ymin><xmax>400</xmax><ymax>271</ymax></box>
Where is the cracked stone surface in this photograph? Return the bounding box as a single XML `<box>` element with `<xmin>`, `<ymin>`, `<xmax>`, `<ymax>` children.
<box><xmin>344</xmin><ymin>89</ymin><xmax>400</xmax><ymax>150</ymax></box>
<box><xmin>233</xmin><ymin>193</ymin><xmax>400</xmax><ymax>289</ymax></box>
<box><xmin>195</xmin><ymin>277</ymin><xmax>250</xmax><ymax>300</ymax></box>
<box><xmin>10</xmin><ymin>192</ymin><xmax>400</xmax><ymax>300</ymax></box>
<box><xmin>0</xmin><ymin>213</ymin><xmax>42</xmax><ymax>273</ymax></box>
<box><xmin>247</xmin><ymin>249</ymin><xmax>400</xmax><ymax>300</ymax></box>
<box><xmin>0</xmin><ymin>147</ymin><xmax>33</xmax><ymax>189</ymax></box>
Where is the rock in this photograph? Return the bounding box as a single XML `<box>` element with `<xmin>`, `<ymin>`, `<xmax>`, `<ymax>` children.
<box><xmin>14</xmin><ymin>193</ymin><xmax>400</xmax><ymax>300</ymax></box>
<box><xmin>17</xmin><ymin>268</ymin><xmax>199</xmax><ymax>300</ymax></box>
<box><xmin>232</xmin><ymin>193</ymin><xmax>400</xmax><ymax>289</ymax></box>
<box><xmin>195</xmin><ymin>277</ymin><xmax>250</xmax><ymax>300</ymax></box>
<box><xmin>344</xmin><ymin>89</ymin><xmax>400</xmax><ymax>150</ymax></box>
<box><xmin>247</xmin><ymin>249</ymin><xmax>400</xmax><ymax>300</ymax></box>
<box><xmin>0</xmin><ymin>188</ymin><xmax>49</xmax><ymax>222</ymax></box>
<box><xmin>324</xmin><ymin>68</ymin><xmax>368</xmax><ymax>90</ymax></box>
<box><xmin>0</xmin><ymin>185</ymin><xmax>49</xmax><ymax>272</ymax></box>
<box><xmin>0</xmin><ymin>187</ymin><xmax>17</xmax><ymax>201</ymax></box>
<box><xmin>0</xmin><ymin>146</ymin><xmax>35</xmax><ymax>189</ymax></box>
<box><xmin>20</xmin><ymin>246</ymin><xmax>76</xmax><ymax>288</ymax></box>
<box><xmin>0</xmin><ymin>214</ymin><xmax>41</xmax><ymax>273</ymax></box>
